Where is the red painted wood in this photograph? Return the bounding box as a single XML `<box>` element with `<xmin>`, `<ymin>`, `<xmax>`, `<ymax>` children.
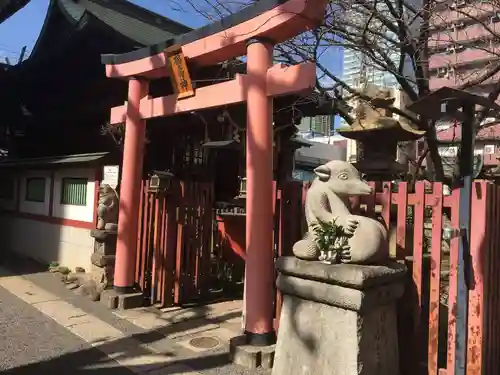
<box><xmin>446</xmin><ymin>187</ymin><xmax>460</xmax><ymax>375</ymax></box>
<box><xmin>159</xmin><ymin>194</ymin><xmax>167</xmax><ymax>305</ymax></box>
<box><xmin>164</xmin><ymin>195</ymin><xmax>177</xmax><ymax>307</ymax></box>
<box><xmin>395</xmin><ymin>182</ymin><xmax>408</xmax><ymax>261</ymax></box>
<box><xmin>466</xmin><ymin>181</ymin><xmax>487</xmax><ymax>375</ymax></box>
<box><xmin>275</xmin><ymin>187</ymin><xmax>284</xmax><ymax>331</ymax></box>
<box><xmin>483</xmin><ymin>183</ymin><xmax>494</xmax><ymax>375</ymax></box>
<box><xmin>136</xmin><ymin>181</ymin><xmax>145</xmax><ymax>286</ymax></box>
<box><xmin>412</xmin><ymin>182</ymin><xmax>425</xmax><ymax>373</ymax></box>
<box><xmin>494</xmin><ymin>186</ymin><xmax>500</xmax><ymax>374</ymax></box>
<box><xmin>174</xmin><ymin>181</ymin><xmax>185</xmax><ymax>305</ymax></box>
<box><xmin>145</xmin><ymin>190</ymin><xmax>155</xmax><ymax>290</ymax></box>
<box><xmin>152</xmin><ymin>194</ymin><xmax>161</xmax><ymax>303</ymax></box>
<box><xmin>365</xmin><ymin>181</ymin><xmax>376</xmax><ymax>217</ymax></box>
<box><xmin>0</xmin><ymin>211</ymin><xmax>95</xmax><ymax>229</ymax></box>
<box><xmin>201</xmin><ymin>184</ymin><xmax>213</xmax><ymax>296</ymax></box>
<box><xmin>491</xmin><ymin>183</ymin><xmax>499</xmax><ymax>374</ymax></box>
<box><xmin>380</xmin><ymin>182</ymin><xmax>392</xmax><ymax>234</ymax></box>
<box><xmin>428</xmin><ymin>182</ymin><xmax>443</xmax><ymax>375</ymax></box>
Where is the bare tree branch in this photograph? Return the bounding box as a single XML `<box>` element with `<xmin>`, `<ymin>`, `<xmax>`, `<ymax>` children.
<box><xmin>169</xmin><ymin>0</ymin><xmax>500</xmax><ymax>181</ymax></box>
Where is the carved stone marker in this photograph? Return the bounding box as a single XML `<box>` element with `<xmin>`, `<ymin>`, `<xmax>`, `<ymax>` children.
<box><xmin>272</xmin><ymin>257</ymin><xmax>406</xmax><ymax>375</ymax></box>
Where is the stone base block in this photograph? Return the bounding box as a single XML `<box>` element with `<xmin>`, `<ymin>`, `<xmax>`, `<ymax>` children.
<box><xmin>117</xmin><ymin>292</ymin><xmax>144</xmax><ymax>310</ymax></box>
<box><xmin>91</xmin><ymin>253</ymin><xmax>115</xmax><ymax>267</ymax></box>
<box><xmin>273</xmin><ymin>295</ymin><xmax>399</xmax><ymax>375</ymax></box>
<box><xmin>229</xmin><ymin>335</ymin><xmax>276</xmax><ymax>369</ymax></box>
<box><xmin>100</xmin><ymin>289</ymin><xmax>118</xmax><ymax>309</ymax></box>
<box><xmin>272</xmin><ymin>257</ymin><xmax>407</xmax><ymax>375</ymax></box>
<box><xmin>100</xmin><ymin>289</ymin><xmax>144</xmax><ymax>310</ymax></box>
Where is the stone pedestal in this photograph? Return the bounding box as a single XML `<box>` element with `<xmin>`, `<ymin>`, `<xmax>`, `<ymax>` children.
<box><xmin>90</xmin><ymin>228</ymin><xmax>117</xmax><ymax>290</ymax></box>
<box><xmin>272</xmin><ymin>257</ymin><xmax>407</xmax><ymax>375</ymax></box>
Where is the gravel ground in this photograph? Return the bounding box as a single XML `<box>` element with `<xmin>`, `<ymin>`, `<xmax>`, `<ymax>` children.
<box><xmin>0</xmin><ymin>285</ymin><xmax>134</xmax><ymax>375</ymax></box>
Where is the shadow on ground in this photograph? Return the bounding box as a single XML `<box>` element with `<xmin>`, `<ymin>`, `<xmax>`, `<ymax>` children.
<box><xmin>0</xmin><ymin>252</ymin><xmax>263</xmax><ymax>375</ymax></box>
<box><xmin>1</xmin><ymin>337</ymin><xmax>232</xmax><ymax>374</ymax></box>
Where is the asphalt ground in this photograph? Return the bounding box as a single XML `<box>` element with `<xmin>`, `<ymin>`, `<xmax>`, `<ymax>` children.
<box><xmin>0</xmin><ymin>284</ymin><xmax>135</xmax><ymax>374</ymax></box>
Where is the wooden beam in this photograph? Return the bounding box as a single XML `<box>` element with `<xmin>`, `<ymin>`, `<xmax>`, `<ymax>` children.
<box><xmin>109</xmin><ymin>62</ymin><xmax>316</xmax><ymax>125</ymax></box>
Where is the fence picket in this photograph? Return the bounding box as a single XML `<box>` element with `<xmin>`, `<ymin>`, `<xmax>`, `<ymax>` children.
<box><xmin>466</xmin><ymin>182</ymin><xmax>487</xmax><ymax>375</ymax></box>
<box><xmin>446</xmin><ymin>187</ymin><xmax>460</xmax><ymax>375</ymax></box>
<box><xmin>413</xmin><ymin>182</ymin><xmax>425</xmax><ymax>374</ymax></box>
<box><xmin>428</xmin><ymin>182</ymin><xmax>443</xmax><ymax>375</ymax></box>
<box><xmin>396</xmin><ymin>182</ymin><xmax>408</xmax><ymax>261</ymax></box>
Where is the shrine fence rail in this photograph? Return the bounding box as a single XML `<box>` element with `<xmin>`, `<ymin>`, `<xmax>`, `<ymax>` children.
<box><xmin>276</xmin><ymin>180</ymin><xmax>500</xmax><ymax>375</ymax></box>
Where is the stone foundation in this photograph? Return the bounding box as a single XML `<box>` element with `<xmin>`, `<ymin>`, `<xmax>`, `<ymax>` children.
<box><xmin>272</xmin><ymin>257</ymin><xmax>406</xmax><ymax>375</ymax></box>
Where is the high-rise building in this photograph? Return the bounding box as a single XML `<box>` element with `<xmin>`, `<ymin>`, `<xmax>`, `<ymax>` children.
<box><xmin>342</xmin><ymin>51</ymin><xmax>401</xmax><ymax>89</ymax></box>
<box><xmin>428</xmin><ymin>0</ymin><xmax>500</xmax><ymax>166</ymax></box>
<box><xmin>341</xmin><ymin>1</ymin><xmax>417</xmax><ymax>91</ymax></box>
<box><xmin>297</xmin><ymin>115</ymin><xmax>333</xmax><ymax>136</ymax></box>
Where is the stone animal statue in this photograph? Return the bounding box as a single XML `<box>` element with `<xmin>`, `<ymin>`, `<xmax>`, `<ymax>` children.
<box><xmin>96</xmin><ymin>184</ymin><xmax>119</xmax><ymax>230</ymax></box>
<box><xmin>292</xmin><ymin>160</ymin><xmax>389</xmax><ymax>264</ymax></box>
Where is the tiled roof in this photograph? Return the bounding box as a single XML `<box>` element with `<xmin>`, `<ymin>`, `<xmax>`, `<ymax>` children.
<box><xmin>30</xmin><ymin>0</ymin><xmax>191</xmax><ymax>59</ymax></box>
<box><xmin>0</xmin><ymin>0</ymin><xmax>30</xmax><ymax>24</ymax></box>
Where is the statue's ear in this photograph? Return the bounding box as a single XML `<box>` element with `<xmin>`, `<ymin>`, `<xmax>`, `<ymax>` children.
<box><xmin>314</xmin><ymin>165</ymin><xmax>331</xmax><ymax>182</ymax></box>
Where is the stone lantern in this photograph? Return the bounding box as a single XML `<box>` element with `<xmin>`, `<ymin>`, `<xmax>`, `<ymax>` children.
<box><xmin>338</xmin><ymin>83</ymin><xmax>425</xmax><ymax>180</ymax></box>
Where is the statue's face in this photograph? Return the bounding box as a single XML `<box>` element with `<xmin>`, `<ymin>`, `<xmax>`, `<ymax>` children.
<box><xmin>314</xmin><ymin>161</ymin><xmax>373</xmax><ymax>197</ymax></box>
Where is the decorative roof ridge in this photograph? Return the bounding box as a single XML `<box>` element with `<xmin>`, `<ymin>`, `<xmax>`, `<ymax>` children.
<box><xmin>23</xmin><ymin>0</ymin><xmax>192</xmax><ymax>67</ymax></box>
<box><xmin>0</xmin><ymin>0</ymin><xmax>31</xmax><ymax>25</ymax></box>
<box><xmin>88</xmin><ymin>0</ymin><xmax>192</xmax><ymax>34</ymax></box>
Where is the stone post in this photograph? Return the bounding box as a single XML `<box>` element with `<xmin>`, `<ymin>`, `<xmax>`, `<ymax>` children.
<box><xmin>272</xmin><ymin>257</ymin><xmax>407</xmax><ymax>375</ymax></box>
<box><xmin>90</xmin><ymin>228</ymin><xmax>118</xmax><ymax>289</ymax></box>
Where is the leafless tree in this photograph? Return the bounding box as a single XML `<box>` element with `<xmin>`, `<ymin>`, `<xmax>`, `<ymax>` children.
<box><xmin>170</xmin><ymin>0</ymin><xmax>500</xmax><ymax>181</ymax></box>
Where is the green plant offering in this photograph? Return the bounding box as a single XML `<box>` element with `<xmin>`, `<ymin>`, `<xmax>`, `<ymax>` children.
<box><xmin>311</xmin><ymin>218</ymin><xmax>350</xmax><ymax>262</ymax></box>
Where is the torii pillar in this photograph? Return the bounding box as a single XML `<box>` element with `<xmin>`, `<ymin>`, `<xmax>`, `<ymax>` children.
<box><xmin>244</xmin><ymin>37</ymin><xmax>275</xmax><ymax>344</ymax></box>
<box><xmin>101</xmin><ymin>0</ymin><xmax>327</xmax><ymax>345</ymax></box>
<box><xmin>113</xmin><ymin>77</ymin><xmax>148</xmax><ymax>293</ymax></box>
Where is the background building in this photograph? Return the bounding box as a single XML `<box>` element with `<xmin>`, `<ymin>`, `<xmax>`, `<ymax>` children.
<box><xmin>341</xmin><ymin>0</ymin><xmax>417</xmax><ymax>91</ymax></box>
<box><xmin>297</xmin><ymin>115</ymin><xmax>332</xmax><ymax>137</ymax></box>
<box><xmin>428</xmin><ymin>0</ymin><xmax>500</xmax><ymax>167</ymax></box>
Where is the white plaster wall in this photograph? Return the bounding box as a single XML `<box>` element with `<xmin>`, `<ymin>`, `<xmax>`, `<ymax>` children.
<box><xmin>0</xmin><ymin>178</ymin><xmax>18</xmax><ymax>211</ymax></box>
<box><xmin>19</xmin><ymin>170</ymin><xmax>51</xmax><ymax>216</ymax></box>
<box><xmin>0</xmin><ymin>215</ymin><xmax>93</xmax><ymax>271</ymax></box>
<box><xmin>52</xmin><ymin>168</ymin><xmax>96</xmax><ymax>222</ymax></box>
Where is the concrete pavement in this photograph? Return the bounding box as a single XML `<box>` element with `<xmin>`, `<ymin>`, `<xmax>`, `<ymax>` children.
<box><xmin>0</xmin><ymin>256</ymin><xmax>269</xmax><ymax>375</ymax></box>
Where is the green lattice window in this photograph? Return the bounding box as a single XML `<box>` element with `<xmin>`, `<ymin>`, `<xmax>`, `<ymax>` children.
<box><xmin>25</xmin><ymin>178</ymin><xmax>46</xmax><ymax>202</ymax></box>
<box><xmin>61</xmin><ymin>178</ymin><xmax>88</xmax><ymax>206</ymax></box>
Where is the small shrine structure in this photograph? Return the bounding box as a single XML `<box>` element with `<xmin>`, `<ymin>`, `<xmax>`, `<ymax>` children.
<box><xmin>102</xmin><ymin>0</ymin><xmax>328</xmax><ymax>345</ymax></box>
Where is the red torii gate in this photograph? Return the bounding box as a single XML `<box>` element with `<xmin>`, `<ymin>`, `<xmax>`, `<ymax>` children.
<box><xmin>101</xmin><ymin>0</ymin><xmax>327</xmax><ymax>345</ymax></box>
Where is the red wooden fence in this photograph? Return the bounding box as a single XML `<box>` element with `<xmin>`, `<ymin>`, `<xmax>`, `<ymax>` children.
<box><xmin>135</xmin><ymin>179</ymin><xmax>214</xmax><ymax>307</ymax></box>
<box><xmin>133</xmin><ymin>176</ymin><xmax>500</xmax><ymax>374</ymax></box>
<box><xmin>277</xmin><ymin>180</ymin><xmax>500</xmax><ymax>375</ymax></box>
